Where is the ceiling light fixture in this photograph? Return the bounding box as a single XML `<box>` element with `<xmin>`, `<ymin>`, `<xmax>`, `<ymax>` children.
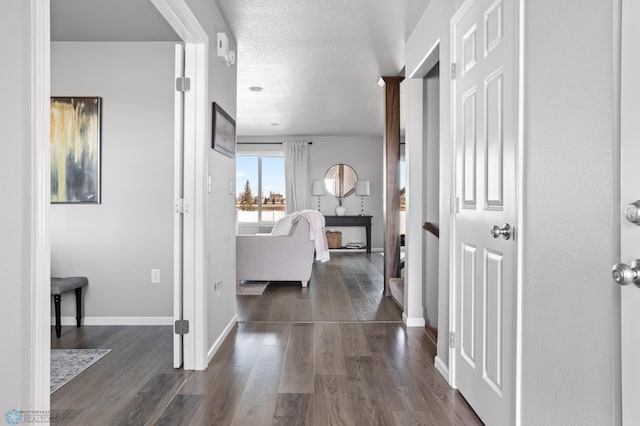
<box><xmin>249</xmin><ymin>86</ymin><xmax>264</xmax><ymax>92</ymax></box>
<box><xmin>270</xmin><ymin>123</ymin><xmax>279</xmax><ymax>126</ymax></box>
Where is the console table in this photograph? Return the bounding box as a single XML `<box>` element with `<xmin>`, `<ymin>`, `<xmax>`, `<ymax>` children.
<box><xmin>324</xmin><ymin>215</ymin><xmax>372</xmax><ymax>254</ymax></box>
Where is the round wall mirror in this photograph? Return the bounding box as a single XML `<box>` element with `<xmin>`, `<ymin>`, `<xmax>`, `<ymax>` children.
<box><xmin>324</xmin><ymin>164</ymin><xmax>358</xmax><ymax>200</ymax></box>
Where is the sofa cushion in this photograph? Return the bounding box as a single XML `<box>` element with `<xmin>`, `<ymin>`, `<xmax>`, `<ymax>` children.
<box><xmin>271</xmin><ymin>213</ymin><xmax>300</xmax><ymax>236</ymax></box>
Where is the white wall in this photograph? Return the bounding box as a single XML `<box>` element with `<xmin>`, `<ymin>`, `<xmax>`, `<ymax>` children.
<box><xmin>0</xmin><ymin>0</ymin><xmax>44</xmax><ymax>412</ymax></box>
<box><xmin>182</xmin><ymin>0</ymin><xmax>239</xmax><ymax>358</ymax></box>
<box><xmin>519</xmin><ymin>1</ymin><xmax>619</xmax><ymax>424</ymax></box>
<box><xmin>406</xmin><ymin>0</ymin><xmax>620</xmax><ymax>424</ymax></box>
<box><xmin>50</xmin><ymin>42</ymin><xmax>175</xmax><ymax>320</ymax></box>
<box><xmin>238</xmin><ymin>135</ymin><xmax>385</xmax><ymax>249</ymax></box>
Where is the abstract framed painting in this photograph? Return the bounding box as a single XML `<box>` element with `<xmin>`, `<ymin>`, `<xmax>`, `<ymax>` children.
<box><xmin>212</xmin><ymin>102</ymin><xmax>236</xmax><ymax>158</ymax></box>
<box><xmin>50</xmin><ymin>96</ymin><xmax>102</xmax><ymax>203</ymax></box>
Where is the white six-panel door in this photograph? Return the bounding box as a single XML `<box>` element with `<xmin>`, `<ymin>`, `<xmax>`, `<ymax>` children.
<box><xmin>451</xmin><ymin>0</ymin><xmax>518</xmax><ymax>424</ymax></box>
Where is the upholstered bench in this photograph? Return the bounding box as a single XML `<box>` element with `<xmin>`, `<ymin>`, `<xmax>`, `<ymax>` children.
<box><xmin>51</xmin><ymin>277</ymin><xmax>88</xmax><ymax>338</ymax></box>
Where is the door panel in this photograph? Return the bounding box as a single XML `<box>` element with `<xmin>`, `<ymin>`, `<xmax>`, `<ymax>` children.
<box><xmin>483</xmin><ymin>248</ymin><xmax>503</xmax><ymax>394</ymax></box>
<box><xmin>462</xmin><ymin>88</ymin><xmax>478</xmax><ymax>209</ymax></box>
<box><xmin>484</xmin><ymin>0</ymin><xmax>503</xmax><ymax>55</ymax></box>
<box><xmin>485</xmin><ymin>69</ymin><xmax>504</xmax><ymax>208</ymax></box>
<box><xmin>452</xmin><ymin>0</ymin><xmax>517</xmax><ymax>424</ymax></box>
<box><xmin>463</xmin><ymin>25</ymin><xmax>478</xmax><ymax>72</ymax></box>
<box><xmin>461</xmin><ymin>243</ymin><xmax>477</xmax><ymax>367</ymax></box>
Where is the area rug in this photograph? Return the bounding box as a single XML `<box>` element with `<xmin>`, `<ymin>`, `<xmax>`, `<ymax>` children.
<box><xmin>236</xmin><ymin>280</ymin><xmax>269</xmax><ymax>295</ymax></box>
<box><xmin>51</xmin><ymin>349</ymin><xmax>111</xmax><ymax>394</ymax></box>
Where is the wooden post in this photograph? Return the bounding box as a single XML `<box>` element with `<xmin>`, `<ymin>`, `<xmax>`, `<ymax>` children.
<box><xmin>381</xmin><ymin>76</ymin><xmax>404</xmax><ymax>296</ymax></box>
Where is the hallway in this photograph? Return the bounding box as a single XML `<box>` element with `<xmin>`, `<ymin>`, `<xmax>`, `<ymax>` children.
<box><xmin>167</xmin><ymin>322</ymin><xmax>482</xmax><ymax>425</ymax></box>
<box><xmin>51</xmin><ymin>254</ymin><xmax>481</xmax><ymax>425</ymax></box>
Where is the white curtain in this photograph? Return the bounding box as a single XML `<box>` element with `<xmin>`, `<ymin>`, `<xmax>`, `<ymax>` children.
<box><xmin>284</xmin><ymin>141</ymin><xmax>311</xmax><ymax>214</ymax></box>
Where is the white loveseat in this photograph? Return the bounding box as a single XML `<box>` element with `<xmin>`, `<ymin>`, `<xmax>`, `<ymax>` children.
<box><xmin>236</xmin><ymin>216</ymin><xmax>315</xmax><ymax>287</ymax></box>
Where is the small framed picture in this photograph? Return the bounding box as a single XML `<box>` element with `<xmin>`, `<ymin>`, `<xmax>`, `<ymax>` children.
<box><xmin>212</xmin><ymin>102</ymin><xmax>236</xmax><ymax>158</ymax></box>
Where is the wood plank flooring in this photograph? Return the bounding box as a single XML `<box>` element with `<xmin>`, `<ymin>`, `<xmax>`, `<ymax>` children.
<box><xmin>51</xmin><ymin>326</ymin><xmax>190</xmax><ymax>425</ymax></box>
<box><xmin>237</xmin><ymin>253</ymin><xmax>402</xmax><ymax>322</ymax></box>
<box><xmin>51</xmin><ymin>253</ymin><xmax>481</xmax><ymax>425</ymax></box>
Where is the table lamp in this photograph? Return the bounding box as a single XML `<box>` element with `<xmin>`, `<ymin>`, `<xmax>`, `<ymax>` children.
<box><xmin>355</xmin><ymin>180</ymin><xmax>370</xmax><ymax>216</ymax></box>
<box><xmin>312</xmin><ymin>180</ymin><xmax>326</xmax><ymax>211</ymax></box>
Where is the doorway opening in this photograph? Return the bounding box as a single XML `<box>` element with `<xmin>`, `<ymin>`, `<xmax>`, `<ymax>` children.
<box><xmin>49</xmin><ymin>39</ymin><xmax>180</xmax><ymax>334</ymax></box>
<box><xmin>47</xmin><ymin>0</ymin><xmax>195</xmax><ymax>407</ymax></box>
<box><xmin>423</xmin><ymin>62</ymin><xmax>440</xmax><ymax>343</ymax></box>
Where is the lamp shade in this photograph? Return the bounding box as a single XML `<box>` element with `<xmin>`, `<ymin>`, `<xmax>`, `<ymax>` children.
<box><xmin>355</xmin><ymin>180</ymin><xmax>371</xmax><ymax>196</ymax></box>
<box><xmin>312</xmin><ymin>180</ymin><xmax>326</xmax><ymax>196</ymax></box>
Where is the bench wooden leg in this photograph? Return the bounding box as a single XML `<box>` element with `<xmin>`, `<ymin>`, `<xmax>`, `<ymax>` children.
<box><xmin>75</xmin><ymin>287</ymin><xmax>82</xmax><ymax>327</ymax></box>
<box><xmin>54</xmin><ymin>294</ymin><xmax>61</xmax><ymax>338</ymax></box>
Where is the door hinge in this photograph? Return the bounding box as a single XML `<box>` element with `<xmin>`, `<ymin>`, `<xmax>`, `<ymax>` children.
<box><xmin>449</xmin><ymin>331</ymin><xmax>456</xmax><ymax>348</ymax></box>
<box><xmin>450</xmin><ymin>196</ymin><xmax>460</xmax><ymax>214</ymax></box>
<box><xmin>174</xmin><ymin>320</ymin><xmax>190</xmax><ymax>335</ymax></box>
<box><xmin>175</xmin><ymin>77</ymin><xmax>191</xmax><ymax>92</ymax></box>
<box><xmin>175</xmin><ymin>198</ymin><xmax>190</xmax><ymax>214</ymax></box>
<box><xmin>451</xmin><ymin>63</ymin><xmax>457</xmax><ymax>80</ymax></box>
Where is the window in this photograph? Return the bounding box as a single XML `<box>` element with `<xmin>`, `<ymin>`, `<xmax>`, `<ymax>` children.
<box><xmin>236</xmin><ymin>154</ymin><xmax>286</xmax><ymax>223</ymax></box>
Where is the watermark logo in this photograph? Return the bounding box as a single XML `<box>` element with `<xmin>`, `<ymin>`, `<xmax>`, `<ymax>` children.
<box><xmin>4</xmin><ymin>409</ymin><xmax>59</xmax><ymax>424</ymax></box>
<box><xmin>5</xmin><ymin>410</ymin><xmax>22</xmax><ymax>425</ymax></box>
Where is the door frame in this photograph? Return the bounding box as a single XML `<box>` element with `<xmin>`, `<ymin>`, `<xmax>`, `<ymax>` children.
<box><xmin>151</xmin><ymin>0</ymin><xmax>209</xmax><ymax>371</ymax></box>
<box><xmin>405</xmin><ymin>40</ymin><xmax>441</xmax><ymax>333</ymax></box>
<box><xmin>31</xmin><ymin>0</ymin><xmax>210</xmax><ymax>404</ymax></box>
<box><xmin>448</xmin><ymin>0</ymin><xmax>525</xmax><ymax>424</ymax></box>
<box><xmin>32</xmin><ymin>0</ymin><xmax>52</xmax><ymax>411</ymax></box>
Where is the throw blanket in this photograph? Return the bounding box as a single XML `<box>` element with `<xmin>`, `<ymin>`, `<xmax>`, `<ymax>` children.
<box><xmin>298</xmin><ymin>210</ymin><xmax>330</xmax><ymax>262</ymax></box>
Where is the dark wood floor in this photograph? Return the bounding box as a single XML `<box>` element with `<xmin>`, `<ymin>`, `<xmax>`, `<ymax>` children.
<box><xmin>237</xmin><ymin>253</ymin><xmax>402</xmax><ymax>322</ymax></box>
<box><xmin>51</xmin><ymin>253</ymin><xmax>482</xmax><ymax>425</ymax></box>
<box><xmin>51</xmin><ymin>326</ymin><xmax>189</xmax><ymax>425</ymax></box>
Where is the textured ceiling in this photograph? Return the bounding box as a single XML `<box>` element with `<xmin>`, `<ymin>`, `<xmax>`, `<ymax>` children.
<box><xmin>51</xmin><ymin>0</ymin><xmax>179</xmax><ymax>42</ymax></box>
<box><xmin>51</xmin><ymin>0</ymin><xmax>430</xmax><ymax>136</ymax></box>
<box><xmin>216</xmin><ymin>0</ymin><xmax>431</xmax><ymax>136</ymax></box>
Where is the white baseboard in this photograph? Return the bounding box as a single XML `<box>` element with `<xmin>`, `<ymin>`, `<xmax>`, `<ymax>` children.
<box><xmin>403</xmin><ymin>313</ymin><xmax>426</xmax><ymax>327</ymax></box>
<box><xmin>51</xmin><ymin>316</ymin><xmax>173</xmax><ymax>326</ymax></box>
<box><xmin>207</xmin><ymin>314</ymin><xmax>238</xmax><ymax>364</ymax></box>
<box><xmin>435</xmin><ymin>355</ymin><xmax>450</xmax><ymax>383</ymax></box>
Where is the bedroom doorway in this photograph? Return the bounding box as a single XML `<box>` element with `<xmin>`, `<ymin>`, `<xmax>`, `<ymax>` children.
<box><xmin>49</xmin><ymin>0</ymin><xmax>182</xmax><ymax>362</ymax></box>
<box><xmin>45</xmin><ymin>2</ymin><xmax>210</xmax><ymax>407</ymax></box>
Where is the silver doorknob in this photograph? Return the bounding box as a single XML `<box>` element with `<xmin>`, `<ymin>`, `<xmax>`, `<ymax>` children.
<box><xmin>612</xmin><ymin>259</ymin><xmax>640</xmax><ymax>286</ymax></box>
<box><xmin>490</xmin><ymin>223</ymin><xmax>511</xmax><ymax>240</ymax></box>
<box><xmin>625</xmin><ymin>201</ymin><xmax>640</xmax><ymax>225</ymax></box>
